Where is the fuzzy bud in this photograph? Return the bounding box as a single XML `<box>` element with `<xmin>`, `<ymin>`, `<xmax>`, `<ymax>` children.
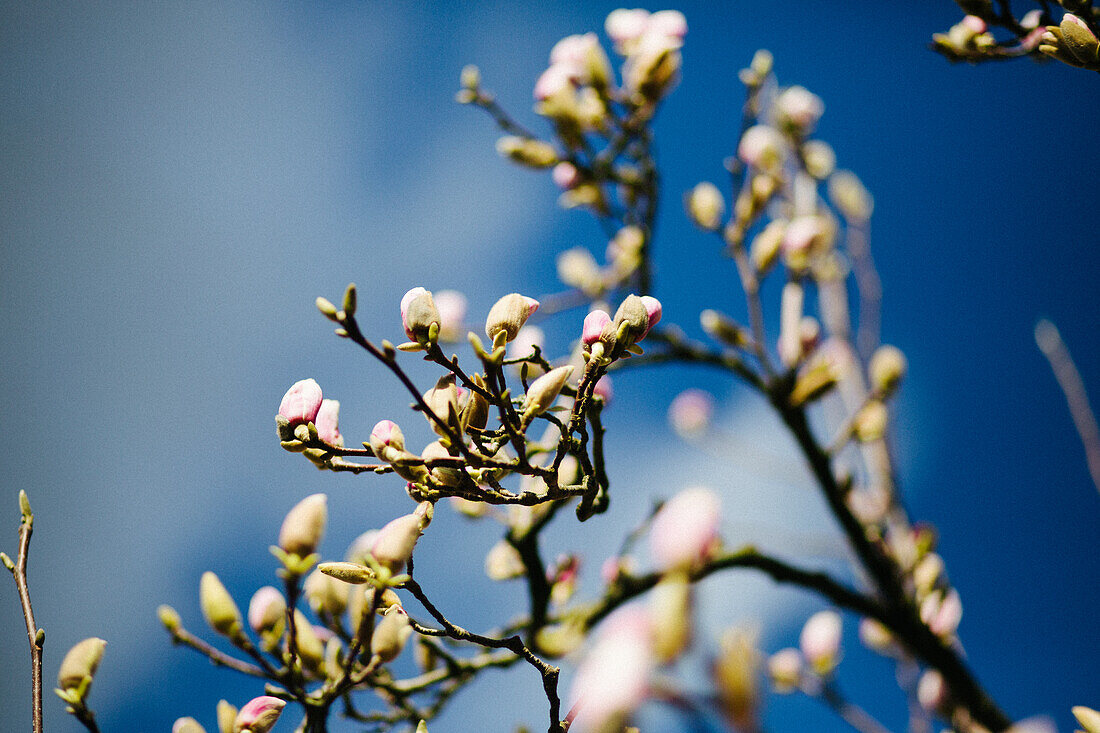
<box><xmin>713</xmin><ymin>627</ymin><xmax>761</xmax><ymax>730</ymax></box>
<box><xmin>401</xmin><ymin>287</ymin><xmax>441</xmax><ymax>344</ymax></box>
<box><xmin>828</xmin><ymin>170</ymin><xmax>873</xmax><ymax>223</ymax></box>
<box><xmin>686</xmin><ymin>182</ymin><xmax>725</xmax><ymax>231</ymax></box>
<box><xmin>650</xmin><ymin>574</ymin><xmax>692</xmax><ymax>663</ymax></box>
<box><xmin>767</xmin><ymin>648</ymin><xmax>802</xmax><ymax>692</ymax></box>
<box><xmin>158</xmin><ymin>604</ymin><xmax>182</xmax><ymax>633</ymax></box>
<box><xmin>917</xmin><ymin>669</ymin><xmax>947</xmax><ymax>712</ymax></box>
<box><xmin>869</xmin><ymin>345</ymin><xmax>907</xmax><ymax>395</ymax></box>
<box><xmin>700</xmin><ymin>309</ymin><xmax>749</xmax><ymax>347</ymax></box>
<box><xmin>173</xmin><ymin>719</ymin><xmax>206</xmax><ymax>733</ymax></box>
<box><xmin>496</xmin><ymin>136</ymin><xmax>558</xmax><ymax>168</ymax></box>
<box><xmin>853</xmin><ymin>401</ymin><xmax>889</xmax><ymax>442</ymax></box>
<box><xmin>423</xmin><ymin>373</ymin><xmax>461</xmax><ymax>438</ymax></box>
<box><xmin>668</xmin><ymin>389</ymin><xmax>714</xmax><ymax>438</ymax></box>
<box><xmin>800</xmin><ymin>610</ymin><xmax>842</xmax><ymax>674</ymax></box>
<box><xmin>370</xmin><ymin>513</ymin><xmax>424</xmax><ymax>572</ymax></box>
<box><xmin>1073</xmin><ymin>706</ymin><xmax>1100</xmax><ymax>733</ymax></box>
<box><xmin>858</xmin><ymin>618</ymin><xmax>895</xmax><ymax>654</ymax></box>
<box><xmin>649</xmin><ymin>487</ymin><xmax>721</xmax><ymax>570</ymax></box>
<box><xmin>369</xmin><ymin>420</ymin><xmax>405</xmax><ymax>456</ymax></box>
<box><xmin>485</xmin><ymin>539</ymin><xmax>526</xmax><ymax>580</ymax></box>
<box><xmin>371</xmin><ymin>607</ymin><xmax>413</xmax><ymax>663</ymax></box>
<box><xmin>1060</xmin><ymin>14</ymin><xmax>1100</xmax><ymax>64</ymax></box>
<box><xmin>233</xmin><ymin>696</ymin><xmax>286</xmax><ymax>733</ymax></box>
<box><xmin>920</xmin><ymin>588</ymin><xmax>962</xmax><ymax>638</ymax></box>
<box><xmin>613</xmin><ymin>294</ymin><xmax>651</xmax><ymax>347</ymax></box>
<box><xmin>737</xmin><ymin>125</ymin><xmax>785</xmax><ymax>171</ymax></box>
<box><xmin>775</xmin><ymin>85</ymin><xmax>824</xmax><ymax>134</ymax></box>
<box><xmin>552</xmin><ymin>162</ymin><xmax>580</xmax><ymax>189</ymax></box>
<box><xmin>522</xmin><ymin>365</ymin><xmax>575</xmax><ymax>418</ymax></box>
<box><xmin>750</xmin><ymin>220</ymin><xmax>786</xmax><ymax>273</ymax></box>
<box><xmin>485</xmin><ymin>293</ymin><xmax>540</xmax><ymax>344</ymax></box>
<box><xmin>802</xmin><ymin>140</ymin><xmax>836</xmax><ymax>179</ymax></box>
<box><xmin>278</xmin><ymin>493</ymin><xmax>327</xmax><ymax>558</ymax></box>
<box><xmin>200</xmin><ymin>572</ymin><xmax>242</xmax><ymax>637</ymax></box>
<box><xmin>217</xmin><ymin>701</ymin><xmax>237</xmax><ymax>733</ymax></box>
<box><xmin>57</xmin><ymin>637</ymin><xmax>107</xmax><ymax>695</ymax></box>
<box><xmin>247</xmin><ymin>586</ymin><xmax>286</xmax><ymax>634</ymax></box>
<box><xmin>557</xmin><ymin>248</ymin><xmax>602</xmax><ymax>293</ymax></box>
<box><xmin>278</xmin><ymin>379</ymin><xmax>323</xmax><ymax>427</ymax></box>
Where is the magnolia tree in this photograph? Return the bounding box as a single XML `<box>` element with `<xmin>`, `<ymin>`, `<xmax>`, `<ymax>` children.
<box><xmin>5</xmin><ymin>6</ymin><xmax>1100</xmax><ymax>733</ymax></box>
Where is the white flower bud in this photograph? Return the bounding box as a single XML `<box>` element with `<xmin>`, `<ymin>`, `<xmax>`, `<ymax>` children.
<box><xmin>200</xmin><ymin>572</ymin><xmax>242</xmax><ymax>638</ymax></box>
<box><xmin>522</xmin><ymin>365</ymin><xmax>575</xmax><ymax>418</ymax></box>
<box><xmin>485</xmin><ymin>293</ymin><xmax>540</xmax><ymax>344</ymax></box>
<box><xmin>371</xmin><ymin>607</ymin><xmax>413</xmax><ymax>663</ymax></box>
<box><xmin>686</xmin><ymin>182</ymin><xmax>725</xmax><ymax>231</ymax></box>
<box><xmin>278</xmin><ymin>493</ymin><xmax>327</xmax><ymax>558</ymax></box>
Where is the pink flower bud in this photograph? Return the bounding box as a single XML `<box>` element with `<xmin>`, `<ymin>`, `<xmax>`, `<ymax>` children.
<box><xmin>668</xmin><ymin>388</ymin><xmax>713</xmax><ymax>437</ymax></box>
<box><xmin>593</xmin><ymin>375</ymin><xmax>613</xmax><ymax>405</ymax></box>
<box><xmin>433</xmin><ymin>289</ymin><xmax>467</xmax><ymax>342</ymax></box>
<box><xmin>582</xmin><ymin>309</ymin><xmax>613</xmax><ymax>346</ymax></box>
<box><xmin>961</xmin><ymin>14</ymin><xmax>987</xmax><ymax>33</ymax></box>
<box><xmin>605</xmin><ymin>9</ymin><xmax>650</xmax><ymax>45</ymax></box>
<box><xmin>568</xmin><ymin>605</ymin><xmax>653</xmax><ymax>732</ymax></box>
<box><xmin>234</xmin><ymin>695</ymin><xmax>286</xmax><ymax>733</ymax></box>
<box><xmin>639</xmin><ymin>295</ymin><xmax>662</xmax><ymax>335</ymax></box>
<box><xmin>400</xmin><ymin>286</ymin><xmax>441</xmax><ymax>342</ymax></box>
<box><xmin>369</xmin><ymin>419</ymin><xmax>405</xmax><ymax>455</ymax></box>
<box><xmin>737</xmin><ymin>125</ymin><xmax>785</xmax><ymax>170</ymax></box>
<box><xmin>534</xmin><ymin>63</ymin><xmax>574</xmax><ymax>101</ymax></box>
<box><xmin>172</xmin><ymin>718</ymin><xmax>204</xmax><ymax>733</ymax></box>
<box><xmin>917</xmin><ymin>669</ymin><xmax>947</xmax><ymax>712</ymax></box>
<box><xmin>485</xmin><ymin>293</ymin><xmax>540</xmax><ymax>343</ymax></box>
<box><xmin>370</xmin><ymin>513</ymin><xmax>423</xmax><ymax>572</ymax></box>
<box><xmin>278</xmin><ymin>493</ymin><xmax>327</xmax><ymax>558</ymax></box>
<box><xmin>646</xmin><ymin>10</ymin><xmax>688</xmax><ymax>40</ymax></box>
<box><xmin>775</xmin><ymin>85</ymin><xmax>824</xmax><ymax>133</ymax></box>
<box><xmin>247</xmin><ymin>586</ymin><xmax>286</xmax><ymax>633</ymax></box>
<box><xmin>278</xmin><ymin>378</ymin><xmax>323</xmax><ymax>426</ymax></box>
<box><xmin>649</xmin><ymin>486</ymin><xmax>721</xmax><ymax>570</ymax></box>
<box><xmin>550</xmin><ymin>33</ymin><xmax>598</xmax><ymax>73</ymax></box>
<box><xmin>920</xmin><ymin>588</ymin><xmax>962</xmax><ymax>638</ymax></box>
<box><xmin>799</xmin><ymin>610</ymin><xmax>842</xmax><ymax>673</ymax></box>
<box><xmin>314</xmin><ymin>399</ymin><xmax>342</xmax><ymax>446</ymax></box>
<box><xmin>767</xmin><ymin>648</ymin><xmax>803</xmax><ymax>692</ymax></box>
<box><xmin>552</xmin><ymin>161</ymin><xmax>580</xmax><ymax>189</ymax></box>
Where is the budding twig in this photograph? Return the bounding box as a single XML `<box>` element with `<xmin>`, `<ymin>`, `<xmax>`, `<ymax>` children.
<box><xmin>4</xmin><ymin>491</ymin><xmax>44</xmax><ymax>733</ymax></box>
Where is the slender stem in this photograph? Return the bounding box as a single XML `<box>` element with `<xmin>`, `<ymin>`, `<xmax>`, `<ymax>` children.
<box><xmin>168</xmin><ymin>627</ymin><xmax>266</xmax><ymax>677</ymax></box>
<box><xmin>8</xmin><ymin>493</ymin><xmax>44</xmax><ymax>733</ymax></box>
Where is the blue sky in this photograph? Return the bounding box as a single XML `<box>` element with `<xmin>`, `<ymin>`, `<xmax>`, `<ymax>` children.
<box><xmin>1</xmin><ymin>2</ymin><xmax>1097</xmax><ymax>731</ymax></box>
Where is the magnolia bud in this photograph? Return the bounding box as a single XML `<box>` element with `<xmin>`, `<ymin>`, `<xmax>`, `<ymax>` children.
<box><xmin>649</xmin><ymin>487</ymin><xmax>721</xmax><ymax>570</ymax></box>
<box><xmin>1060</xmin><ymin>13</ymin><xmax>1100</xmax><ymax>64</ymax></box>
<box><xmin>767</xmin><ymin>648</ymin><xmax>802</xmax><ymax>692</ymax></box>
<box><xmin>912</xmin><ymin>552</ymin><xmax>944</xmax><ymax>597</ymax></box>
<box><xmin>401</xmin><ymin>287</ymin><xmax>441</xmax><ymax>344</ymax></box>
<box><xmin>713</xmin><ymin>627</ymin><xmax>760</xmax><ymax>730</ymax></box>
<box><xmin>593</xmin><ymin>375</ymin><xmax>613</xmax><ymax>405</ymax></box>
<box><xmin>778</xmin><ymin>282</ymin><xmax>805</xmax><ymax>368</ymax></box>
<box><xmin>557</xmin><ymin>248</ymin><xmax>601</xmax><ymax>293</ymax></box>
<box><xmin>292</xmin><ymin>610</ymin><xmax>325</xmax><ymax>670</ymax></box>
<box><xmin>802</xmin><ymin>140</ymin><xmax>836</xmax><ymax>179</ymax></box>
<box><xmin>800</xmin><ymin>610</ymin><xmax>842</xmax><ymax>674</ymax></box>
<box><xmin>700</xmin><ymin>309</ymin><xmax>748</xmax><ymax>347</ymax></box>
<box><xmin>920</xmin><ymin>588</ymin><xmax>963</xmax><ymax>638</ymax></box>
<box><xmin>828</xmin><ymin>170</ymin><xmax>873</xmax><ymax>223</ymax></box>
<box><xmin>217</xmin><ymin>700</ymin><xmax>238</xmax><ymax>733</ymax></box>
<box><xmin>318</xmin><ymin>561</ymin><xmax>374</xmax><ymax>585</ymax></box>
<box><xmin>582</xmin><ymin>309</ymin><xmax>613</xmax><ymax>347</ymax></box>
<box><xmin>57</xmin><ymin>637</ymin><xmax>107</xmax><ymax>695</ymax></box>
<box><xmin>775</xmin><ymin>85</ymin><xmax>824</xmax><ymax>134</ymax></box>
<box><xmin>370</xmin><ymin>513</ymin><xmax>423</xmax><ymax>572</ymax></box>
<box><xmin>858</xmin><ymin>618</ymin><xmax>895</xmax><ymax>654</ymax></box>
<box><xmin>158</xmin><ymin>604</ymin><xmax>182</xmax><ymax>633</ymax></box>
<box><xmin>423</xmin><ymin>374</ymin><xmax>460</xmax><ymax>437</ymax></box>
<box><xmin>613</xmin><ymin>294</ymin><xmax>650</xmax><ymax>346</ymax></box>
<box><xmin>305</xmin><ymin>568</ymin><xmax>348</xmax><ymax>617</ymax></box>
<box><xmin>433</xmin><ymin>289</ymin><xmax>467</xmax><ymax>342</ymax></box>
<box><xmin>686</xmin><ymin>182</ymin><xmax>725</xmax><ymax>231</ymax></box>
<box><xmin>650</xmin><ymin>574</ymin><xmax>692</xmax><ymax>663</ymax></box>
<box><xmin>737</xmin><ymin>125</ymin><xmax>785</xmax><ymax>171</ymax></box>
<box><xmin>1073</xmin><ymin>706</ymin><xmax>1100</xmax><ymax>733</ymax></box>
<box><xmin>522</xmin><ymin>365</ymin><xmax>575</xmax><ymax>418</ymax></box>
<box><xmin>422</xmin><ymin>440</ymin><xmax>463</xmax><ymax>487</ymax></box>
<box><xmin>485</xmin><ymin>293</ymin><xmax>540</xmax><ymax>344</ymax></box>
<box><xmin>917</xmin><ymin>669</ymin><xmax>947</xmax><ymax>712</ymax></box>
<box><xmin>314</xmin><ymin>399</ymin><xmax>342</xmax><ymax>446</ymax></box>
<box><xmin>640</xmin><ymin>295</ymin><xmax>662</xmax><ymax>335</ymax></box>
<box><xmin>853</xmin><ymin>401</ymin><xmax>889</xmax><ymax>442</ymax></box>
<box><xmin>869</xmin><ymin>345</ymin><xmax>907</xmax><ymax>395</ymax></box>
<box><xmin>278</xmin><ymin>379</ymin><xmax>323</xmax><ymax>427</ymax></box>
<box><xmin>233</xmin><ymin>695</ymin><xmax>286</xmax><ymax>733</ymax></box>
<box><xmin>668</xmin><ymin>389</ymin><xmax>714</xmax><ymax>438</ymax></box>
<box><xmin>605</xmin><ymin>8</ymin><xmax>650</xmax><ymax>47</ymax></box>
<box><xmin>278</xmin><ymin>493</ymin><xmax>327</xmax><ymax>558</ymax></box>
<box><xmin>371</xmin><ymin>607</ymin><xmax>413</xmax><ymax>663</ymax></box>
<box><xmin>369</xmin><ymin>420</ymin><xmax>405</xmax><ymax>456</ymax></box>
<box><xmin>247</xmin><ymin>586</ymin><xmax>285</xmax><ymax>634</ymax></box>
<box><xmin>750</xmin><ymin>219</ymin><xmax>786</xmax><ymax>273</ymax></box>
<box><xmin>459</xmin><ymin>376</ymin><xmax>490</xmax><ymax>431</ymax></box>
<box><xmin>173</xmin><ymin>719</ymin><xmax>206</xmax><ymax>733</ymax></box>
<box><xmin>200</xmin><ymin>572</ymin><xmax>242</xmax><ymax>637</ymax></box>
<box><xmin>552</xmin><ymin>161</ymin><xmax>581</xmax><ymax>189</ymax></box>
<box><xmin>485</xmin><ymin>539</ymin><xmax>526</xmax><ymax>580</ymax></box>
<box><xmin>496</xmin><ymin>136</ymin><xmax>558</xmax><ymax>168</ymax></box>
